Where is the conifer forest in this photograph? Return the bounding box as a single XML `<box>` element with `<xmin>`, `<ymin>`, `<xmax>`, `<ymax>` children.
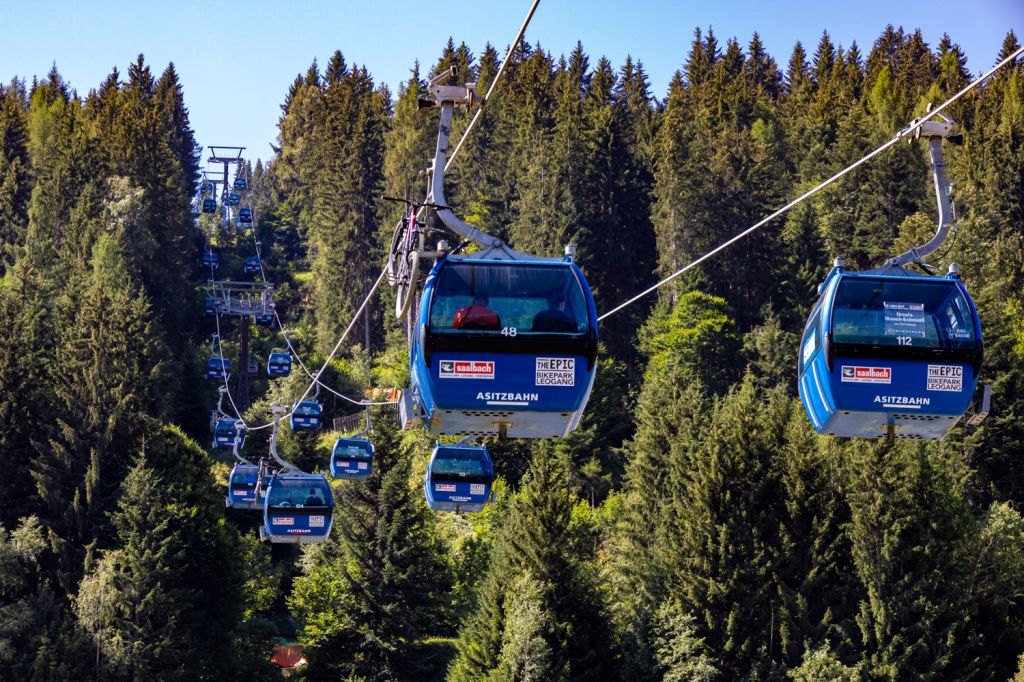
<box><xmin>3</xmin><ymin>21</ymin><xmax>1024</xmax><ymax>682</ymax></box>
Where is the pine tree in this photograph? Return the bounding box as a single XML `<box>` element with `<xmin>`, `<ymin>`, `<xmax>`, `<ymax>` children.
<box><xmin>668</xmin><ymin>378</ymin><xmax>790</xmax><ymax>678</ymax></box>
<box><xmin>603</xmin><ymin>375</ymin><xmax>707</xmax><ymax>681</ymax></box>
<box><xmin>0</xmin><ymin>82</ymin><xmax>31</xmax><ymax>271</ymax></box>
<box><xmin>290</xmin><ymin>413</ymin><xmax>451</xmax><ymax>681</ymax></box>
<box><xmin>0</xmin><ymin>236</ymin><xmax>58</xmax><ymax>526</ymax></box>
<box><xmin>75</xmin><ymin>423</ymin><xmax>249</xmax><ymax>681</ymax></box>
<box><xmin>33</xmin><ymin>233</ymin><xmax>166</xmax><ymax>588</ymax></box>
<box><xmin>75</xmin><ymin>457</ymin><xmax>193</xmax><ymax>680</ymax></box>
<box><xmin>495</xmin><ymin>573</ymin><xmax>557</xmax><ymax>681</ymax></box>
<box><xmin>844</xmin><ymin>440</ymin><xmax>990</xmax><ymax>678</ymax></box>
<box><xmin>651</xmin><ymin>600</ymin><xmax>718</xmax><ymax>681</ymax></box>
<box><xmin>306</xmin><ymin>55</ymin><xmax>387</xmax><ymax>354</ymax></box>
<box><xmin>0</xmin><ymin>516</ymin><xmax>52</xmax><ymax>679</ymax></box>
<box><xmin>450</xmin><ymin>451</ymin><xmax>617</xmax><ymax>681</ymax></box>
<box><xmin>773</xmin><ymin>408</ymin><xmax>861</xmax><ymax>667</ymax></box>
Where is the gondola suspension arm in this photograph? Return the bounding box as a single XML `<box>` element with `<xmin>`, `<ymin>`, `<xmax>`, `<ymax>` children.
<box><xmin>885</xmin><ymin>112</ymin><xmax>959</xmax><ymax>268</ymax></box>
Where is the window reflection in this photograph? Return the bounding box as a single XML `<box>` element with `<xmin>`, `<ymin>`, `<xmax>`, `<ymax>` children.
<box><xmin>268</xmin><ymin>478</ymin><xmax>330</xmax><ymax>508</ymax></box>
<box><xmin>831</xmin><ymin>278</ymin><xmax>977</xmax><ymax>350</ymax></box>
<box><xmin>429</xmin><ymin>263</ymin><xmax>588</xmax><ymax>334</ymax></box>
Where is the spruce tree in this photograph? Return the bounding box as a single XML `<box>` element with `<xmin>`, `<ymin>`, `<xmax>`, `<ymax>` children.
<box><xmin>845</xmin><ymin>440</ymin><xmax>990</xmax><ymax>679</ymax></box>
<box><xmin>75</xmin><ymin>423</ymin><xmax>249</xmax><ymax>681</ymax></box>
<box><xmin>33</xmin><ymin>233</ymin><xmax>165</xmax><ymax>588</ymax></box>
<box><xmin>290</xmin><ymin>413</ymin><xmax>451</xmax><ymax>681</ymax></box>
<box><xmin>668</xmin><ymin>378</ymin><xmax>790</xmax><ymax>678</ymax></box>
<box><xmin>450</xmin><ymin>451</ymin><xmax>617</xmax><ymax>681</ymax></box>
<box><xmin>0</xmin><ymin>516</ymin><xmax>52</xmax><ymax>678</ymax></box>
<box><xmin>75</xmin><ymin>457</ymin><xmax>194</xmax><ymax>680</ymax></box>
<box><xmin>0</xmin><ymin>82</ymin><xmax>31</xmax><ymax>270</ymax></box>
<box><xmin>306</xmin><ymin>54</ymin><xmax>387</xmax><ymax>353</ymax></box>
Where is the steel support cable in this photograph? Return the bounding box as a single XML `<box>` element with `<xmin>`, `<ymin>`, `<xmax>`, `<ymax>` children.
<box><xmin>218</xmin><ymin>1</ymin><xmax>542</xmax><ymax>429</ymax></box>
<box><xmin>597</xmin><ymin>44</ymin><xmax>1024</xmax><ymax>323</ymax></box>
<box><xmin>206</xmin><ymin>228</ymin><xmax>247</xmax><ymax>423</ymax></box>
<box><xmin>444</xmin><ymin>0</ymin><xmax>541</xmax><ymax>172</ymax></box>
<box><xmin>240</xmin><ymin>268</ymin><xmax>389</xmax><ymax>432</ymax></box>
<box><xmin>245</xmin><ymin>197</ymin><xmax>397</xmax><ymax>407</ymax></box>
<box><xmin>213</xmin><ymin>308</ymin><xmax>250</xmax><ymax>424</ymax></box>
<box><xmin>209</xmin><ymin>266</ymin><xmax>390</xmax><ymax>431</ymax></box>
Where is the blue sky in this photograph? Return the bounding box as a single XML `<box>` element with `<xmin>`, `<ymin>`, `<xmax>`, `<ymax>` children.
<box><xmin>1</xmin><ymin>0</ymin><xmax>1020</xmax><ymax>168</ymax></box>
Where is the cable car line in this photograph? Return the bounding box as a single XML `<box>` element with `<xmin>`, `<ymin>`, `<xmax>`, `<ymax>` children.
<box><xmin>444</xmin><ymin>0</ymin><xmax>540</xmax><ymax>172</ymax></box>
<box><xmin>595</xmin><ymin>43</ymin><xmax>1024</xmax><ymax>324</ymax></box>
<box><xmin>220</xmin><ymin>0</ymin><xmax>543</xmax><ymax>422</ymax></box>
<box><xmin>200</xmin><ymin>168</ymin><xmax>391</xmax><ymax>433</ymax></box>
<box><xmin>196</xmin><ymin>0</ymin><xmax>544</xmax><ymax>458</ymax></box>
<box><xmin>242</xmin><ymin>195</ymin><xmax>398</xmax><ymax>407</ymax></box>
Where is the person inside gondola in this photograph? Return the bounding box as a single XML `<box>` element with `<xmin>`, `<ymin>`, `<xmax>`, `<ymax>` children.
<box><xmin>304</xmin><ymin>488</ymin><xmax>325</xmax><ymax>507</ymax></box>
<box><xmin>453</xmin><ymin>293</ymin><xmax>501</xmax><ymax>330</ymax></box>
<box><xmin>531</xmin><ymin>291</ymin><xmax>577</xmax><ymax>332</ymax></box>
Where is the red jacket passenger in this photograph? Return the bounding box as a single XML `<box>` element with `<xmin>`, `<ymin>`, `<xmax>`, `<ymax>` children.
<box><xmin>453</xmin><ymin>294</ymin><xmax>501</xmax><ymax>330</ymax></box>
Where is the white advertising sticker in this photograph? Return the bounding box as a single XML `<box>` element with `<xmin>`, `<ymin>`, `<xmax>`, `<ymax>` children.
<box><xmin>883</xmin><ymin>301</ymin><xmax>927</xmax><ymax>338</ymax></box>
<box><xmin>536</xmin><ymin>357</ymin><xmax>575</xmax><ymax>386</ymax></box>
<box><xmin>927</xmin><ymin>365</ymin><xmax>963</xmax><ymax>392</ymax></box>
<box><xmin>840</xmin><ymin>366</ymin><xmax>892</xmax><ymax>384</ymax></box>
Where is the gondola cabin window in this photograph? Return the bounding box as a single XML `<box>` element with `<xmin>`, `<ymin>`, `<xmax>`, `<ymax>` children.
<box><xmin>830</xmin><ymin>278</ymin><xmax>977</xmax><ymax>351</ymax></box>
<box><xmin>428</xmin><ymin>262</ymin><xmax>589</xmax><ymax>336</ymax></box>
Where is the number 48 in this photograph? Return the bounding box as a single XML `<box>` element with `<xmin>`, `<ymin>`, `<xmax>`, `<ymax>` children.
<box><xmin>501</xmin><ymin>327</ymin><xmax>517</xmax><ymax>337</ymax></box>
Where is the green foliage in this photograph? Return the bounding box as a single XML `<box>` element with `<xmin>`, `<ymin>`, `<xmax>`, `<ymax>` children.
<box><xmin>652</xmin><ymin>601</ymin><xmax>718</xmax><ymax>682</ymax></box>
<box><xmin>638</xmin><ymin>290</ymin><xmax>741</xmax><ymax>394</ymax></box>
<box><xmin>494</xmin><ymin>573</ymin><xmax>556</xmax><ymax>682</ymax></box>
<box><xmin>303</xmin><ymin>53</ymin><xmax>389</xmax><ymax>354</ymax></box>
<box><xmin>449</xmin><ymin>451</ymin><xmax>617</xmax><ymax>682</ymax></box>
<box><xmin>290</xmin><ymin>413</ymin><xmax>452</xmax><ymax>681</ymax></box>
<box><xmin>0</xmin><ymin>516</ymin><xmax>51</xmax><ymax>678</ymax></box>
<box><xmin>74</xmin><ymin>423</ymin><xmax>250</xmax><ymax>680</ymax></box>
<box><xmin>0</xmin><ymin>82</ymin><xmax>31</xmax><ymax>270</ymax></box>
<box><xmin>787</xmin><ymin>643</ymin><xmax>860</xmax><ymax>682</ymax></box>
<box><xmin>844</xmin><ymin>441</ymin><xmax>992</xmax><ymax>679</ymax></box>
<box><xmin>3</xmin><ymin>25</ymin><xmax>1024</xmax><ymax>682</ymax></box>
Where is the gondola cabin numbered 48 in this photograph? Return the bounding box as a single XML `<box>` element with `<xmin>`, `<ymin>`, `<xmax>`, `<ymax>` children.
<box><xmin>798</xmin><ymin>262</ymin><xmax>982</xmax><ymax>440</ymax></box>
<box><xmin>407</xmin><ymin>257</ymin><xmax>598</xmax><ymax>439</ymax></box>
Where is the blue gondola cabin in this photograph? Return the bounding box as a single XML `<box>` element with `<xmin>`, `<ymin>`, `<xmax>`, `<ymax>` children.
<box><xmin>423</xmin><ymin>443</ymin><xmax>494</xmax><ymax>512</ymax></box>
<box><xmin>290</xmin><ymin>400</ymin><xmax>322</xmax><ymax>431</ymax></box>
<box><xmin>225</xmin><ymin>463</ymin><xmax>262</xmax><ymax>510</ymax></box>
<box><xmin>267</xmin><ymin>351</ymin><xmax>292</xmax><ymax>378</ymax></box>
<box><xmin>212</xmin><ymin>418</ymin><xmax>245</xmax><ymax>449</ymax></box>
<box><xmin>330</xmin><ymin>437</ymin><xmax>374</xmax><ymax>480</ymax></box>
<box><xmin>206</xmin><ymin>356</ymin><xmax>231</xmax><ymax>381</ymax></box>
<box><xmin>798</xmin><ymin>262</ymin><xmax>982</xmax><ymax>440</ymax></box>
<box><xmin>407</xmin><ymin>256</ymin><xmax>598</xmax><ymax>439</ymax></box>
<box><xmin>260</xmin><ymin>473</ymin><xmax>334</xmax><ymax>543</ymax></box>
